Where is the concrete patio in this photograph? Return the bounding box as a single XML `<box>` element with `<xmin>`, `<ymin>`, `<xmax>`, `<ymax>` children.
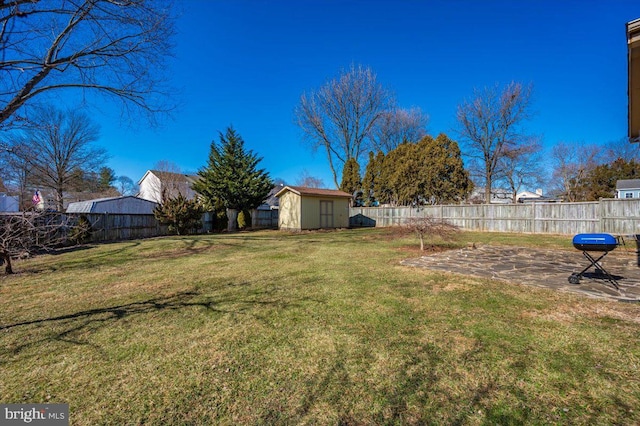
<box><xmin>401</xmin><ymin>244</ymin><xmax>640</xmax><ymax>302</ymax></box>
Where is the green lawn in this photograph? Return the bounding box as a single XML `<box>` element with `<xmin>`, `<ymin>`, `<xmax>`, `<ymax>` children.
<box><xmin>0</xmin><ymin>229</ymin><xmax>638</xmax><ymax>425</ymax></box>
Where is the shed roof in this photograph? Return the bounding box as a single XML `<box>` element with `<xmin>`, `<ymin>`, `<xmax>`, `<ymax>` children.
<box><xmin>616</xmin><ymin>179</ymin><xmax>640</xmax><ymax>190</ymax></box>
<box><xmin>66</xmin><ymin>196</ymin><xmax>158</xmax><ymax>214</ymax></box>
<box><xmin>275</xmin><ymin>185</ymin><xmax>352</xmax><ymax>199</ymax></box>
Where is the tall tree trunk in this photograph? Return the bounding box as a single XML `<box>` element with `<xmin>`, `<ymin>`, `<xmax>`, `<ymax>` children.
<box><xmin>1</xmin><ymin>253</ymin><xmax>13</xmax><ymax>274</ymax></box>
<box><xmin>56</xmin><ymin>187</ymin><xmax>65</xmax><ymax>212</ymax></box>
<box><xmin>485</xmin><ymin>171</ymin><xmax>492</xmax><ymax>204</ymax></box>
<box><xmin>226</xmin><ymin>208</ymin><xmax>238</xmax><ymax>232</ymax></box>
<box><xmin>325</xmin><ymin>145</ymin><xmax>339</xmax><ymax>189</ymax></box>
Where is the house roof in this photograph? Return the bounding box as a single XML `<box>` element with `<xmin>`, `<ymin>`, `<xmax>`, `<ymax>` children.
<box><xmin>261</xmin><ymin>184</ymin><xmax>284</xmax><ymax>208</ymax></box>
<box><xmin>275</xmin><ymin>185</ymin><xmax>352</xmax><ymax>199</ymax></box>
<box><xmin>137</xmin><ymin>170</ymin><xmax>199</xmax><ymax>185</ymax></box>
<box><xmin>616</xmin><ymin>179</ymin><xmax>640</xmax><ymax>190</ymax></box>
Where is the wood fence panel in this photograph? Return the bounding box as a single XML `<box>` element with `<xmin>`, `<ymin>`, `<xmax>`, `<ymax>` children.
<box><xmin>350</xmin><ymin>199</ymin><xmax>640</xmax><ymax>235</ymax></box>
<box><xmin>600</xmin><ymin>198</ymin><xmax>640</xmax><ymax>235</ymax></box>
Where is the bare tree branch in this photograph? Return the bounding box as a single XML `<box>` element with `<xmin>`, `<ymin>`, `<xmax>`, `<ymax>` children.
<box><xmin>370</xmin><ymin>107</ymin><xmax>428</xmax><ymax>153</ymax></box>
<box><xmin>550</xmin><ymin>141</ymin><xmax>602</xmax><ymax>202</ymax></box>
<box><xmin>495</xmin><ymin>137</ymin><xmax>546</xmax><ymax>202</ymax></box>
<box><xmin>6</xmin><ymin>105</ymin><xmax>107</xmax><ymax>211</ymax></box>
<box><xmin>0</xmin><ymin>0</ymin><xmax>176</xmax><ymax>130</ymax></box>
<box><xmin>0</xmin><ymin>211</ymin><xmax>71</xmax><ymax>274</ymax></box>
<box><xmin>456</xmin><ymin>82</ymin><xmax>533</xmax><ymax>202</ymax></box>
<box><xmin>294</xmin><ymin>64</ymin><xmax>394</xmax><ymax>188</ymax></box>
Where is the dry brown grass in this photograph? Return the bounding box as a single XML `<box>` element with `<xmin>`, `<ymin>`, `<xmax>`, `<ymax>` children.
<box><xmin>0</xmin><ymin>229</ymin><xmax>638</xmax><ymax>424</ymax></box>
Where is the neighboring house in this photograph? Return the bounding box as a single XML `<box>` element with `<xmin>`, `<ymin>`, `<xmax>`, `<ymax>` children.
<box><xmin>516</xmin><ymin>189</ymin><xmax>543</xmax><ymax>202</ymax></box>
<box><xmin>469</xmin><ymin>187</ymin><xmax>512</xmax><ymax>204</ymax></box>
<box><xmin>31</xmin><ymin>189</ymin><xmax>116</xmax><ymax>211</ymax></box>
<box><xmin>258</xmin><ymin>184</ymin><xmax>283</xmax><ymax>211</ymax></box>
<box><xmin>616</xmin><ymin>179</ymin><xmax>640</xmax><ymax>198</ymax></box>
<box><xmin>252</xmin><ymin>184</ymin><xmax>283</xmax><ymax>229</ymax></box>
<box><xmin>66</xmin><ymin>196</ymin><xmax>158</xmax><ymax>214</ymax></box>
<box><xmin>0</xmin><ymin>179</ymin><xmax>19</xmax><ymax>212</ymax></box>
<box><xmin>137</xmin><ymin>170</ymin><xmax>199</xmax><ymax>203</ymax></box>
<box><xmin>515</xmin><ymin>189</ymin><xmax>562</xmax><ymax>203</ymax></box>
<box><xmin>0</xmin><ymin>193</ymin><xmax>19</xmax><ymax>212</ymax></box>
<box><xmin>276</xmin><ymin>186</ymin><xmax>352</xmax><ymax>231</ymax></box>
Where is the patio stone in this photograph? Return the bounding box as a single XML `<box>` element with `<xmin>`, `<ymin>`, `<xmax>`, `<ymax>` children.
<box><xmin>401</xmin><ymin>245</ymin><xmax>640</xmax><ymax>302</ymax></box>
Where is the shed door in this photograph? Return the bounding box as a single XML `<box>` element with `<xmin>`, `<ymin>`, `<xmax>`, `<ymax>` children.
<box><xmin>319</xmin><ymin>200</ymin><xmax>334</xmax><ymax>228</ymax></box>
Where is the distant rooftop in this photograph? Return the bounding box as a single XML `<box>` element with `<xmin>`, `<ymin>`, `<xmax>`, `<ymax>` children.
<box><xmin>616</xmin><ymin>179</ymin><xmax>640</xmax><ymax>190</ymax></box>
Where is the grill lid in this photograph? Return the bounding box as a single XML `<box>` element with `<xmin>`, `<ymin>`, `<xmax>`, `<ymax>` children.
<box><xmin>572</xmin><ymin>233</ymin><xmax>618</xmax><ymax>252</ymax></box>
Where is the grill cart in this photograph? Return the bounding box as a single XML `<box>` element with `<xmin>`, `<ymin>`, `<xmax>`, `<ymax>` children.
<box><xmin>569</xmin><ymin>233</ymin><xmax>620</xmax><ymax>289</ymax></box>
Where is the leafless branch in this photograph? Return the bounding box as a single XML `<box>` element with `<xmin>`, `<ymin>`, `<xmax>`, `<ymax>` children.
<box><xmin>294</xmin><ymin>64</ymin><xmax>394</xmax><ymax>188</ymax></box>
<box><xmin>0</xmin><ymin>0</ymin><xmax>176</xmax><ymax>130</ymax></box>
<box><xmin>401</xmin><ymin>216</ymin><xmax>459</xmax><ymax>251</ymax></box>
<box><xmin>456</xmin><ymin>82</ymin><xmax>533</xmax><ymax>202</ymax></box>
<box><xmin>0</xmin><ymin>211</ymin><xmax>72</xmax><ymax>274</ymax></box>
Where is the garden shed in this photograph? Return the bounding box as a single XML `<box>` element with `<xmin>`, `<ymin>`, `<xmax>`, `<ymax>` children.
<box><xmin>66</xmin><ymin>196</ymin><xmax>158</xmax><ymax>214</ymax></box>
<box><xmin>275</xmin><ymin>186</ymin><xmax>352</xmax><ymax>231</ymax></box>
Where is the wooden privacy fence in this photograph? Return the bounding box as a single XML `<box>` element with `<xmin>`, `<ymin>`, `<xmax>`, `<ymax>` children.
<box><xmin>67</xmin><ymin>213</ymin><xmax>169</xmax><ymax>242</ymax></box>
<box><xmin>65</xmin><ymin>209</ymin><xmax>278</xmax><ymax>243</ymax></box>
<box><xmin>349</xmin><ymin>198</ymin><xmax>640</xmax><ymax>235</ymax></box>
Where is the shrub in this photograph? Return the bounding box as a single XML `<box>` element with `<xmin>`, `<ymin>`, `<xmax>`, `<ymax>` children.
<box><xmin>154</xmin><ymin>195</ymin><xmax>204</xmax><ymax>235</ymax></box>
<box><xmin>69</xmin><ymin>215</ymin><xmax>93</xmax><ymax>244</ymax></box>
<box><xmin>237</xmin><ymin>210</ymin><xmax>252</xmax><ymax>230</ymax></box>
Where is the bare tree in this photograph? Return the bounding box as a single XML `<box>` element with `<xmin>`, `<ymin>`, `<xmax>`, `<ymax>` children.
<box><xmin>294</xmin><ymin>64</ymin><xmax>394</xmax><ymax>188</ymax></box>
<box><xmin>604</xmin><ymin>137</ymin><xmax>640</xmax><ymax>162</ymax></box>
<box><xmin>402</xmin><ymin>216</ymin><xmax>458</xmax><ymax>251</ymax></box>
<box><xmin>456</xmin><ymin>82</ymin><xmax>534</xmax><ymax>203</ymax></box>
<box><xmin>7</xmin><ymin>106</ymin><xmax>107</xmax><ymax>211</ymax></box>
<box><xmin>0</xmin><ymin>211</ymin><xmax>70</xmax><ymax>274</ymax></box>
<box><xmin>550</xmin><ymin>141</ymin><xmax>602</xmax><ymax>201</ymax></box>
<box><xmin>370</xmin><ymin>107</ymin><xmax>429</xmax><ymax>153</ymax></box>
<box><xmin>152</xmin><ymin>160</ymin><xmax>191</xmax><ymax>202</ymax></box>
<box><xmin>496</xmin><ymin>138</ymin><xmax>546</xmax><ymax>202</ymax></box>
<box><xmin>115</xmin><ymin>175</ymin><xmax>137</xmax><ymax>196</ymax></box>
<box><xmin>0</xmin><ymin>0</ymin><xmax>175</xmax><ymax>130</ymax></box>
<box><xmin>295</xmin><ymin>169</ymin><xmax>325</xmax><ymax>188</ymax></box>
<box><xmin>0</xmin><ymin>142</ymin><xmax>33</xmax><ymax>208</ymax></box>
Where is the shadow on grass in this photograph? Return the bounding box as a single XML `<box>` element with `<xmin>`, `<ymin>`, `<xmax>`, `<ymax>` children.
<box><xmin>20</xmin><ymin>241</ymin><xmax>142</xmax><ymax>274</ymax></box>
<box><xmin>21</xmin><ymin>238</ymin><xmax>222</xmax><ymax>274</ymax></box>
<box><xmin>0</xmin><ymin>289</ymin><xmax>308</xmax><ymax>361</ymax></box>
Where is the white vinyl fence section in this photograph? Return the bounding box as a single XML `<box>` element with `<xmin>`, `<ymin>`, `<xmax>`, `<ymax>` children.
<box><xmin>350</xmin><ymin>199</ymin><xmax>640</xmax><ymax>235</ymax></box>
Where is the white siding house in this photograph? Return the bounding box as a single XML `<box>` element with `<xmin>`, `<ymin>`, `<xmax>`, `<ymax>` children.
<box><xmin>0</xmin><ymin>194</ymin><xmax>19</xmax><ymax>212</ymax></box>
<box><xmin>616</xmin><ymin>179</ymin><xmax>640</xmax><ymax>198</ymax></box>
<box><xmin>137</xmin><ymin>170</ymin><xmax>199</xmax><ymax>203</ymax></box>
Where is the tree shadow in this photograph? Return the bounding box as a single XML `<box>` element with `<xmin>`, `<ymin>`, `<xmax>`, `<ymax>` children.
<box><xmin>0</xmin><ymin>289</ymin><xmax>306</xmax><ymax>362</ymax></box>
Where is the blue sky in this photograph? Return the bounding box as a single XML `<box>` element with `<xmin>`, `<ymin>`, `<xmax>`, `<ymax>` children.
<box><xmin>90</xmin><ymin>0</ymin><xmax>637</xmax><ymax>188</ymax></box>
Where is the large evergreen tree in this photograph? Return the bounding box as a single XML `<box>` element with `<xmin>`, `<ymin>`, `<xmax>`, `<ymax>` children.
<box><xmin>340</xmin><ymin>158</ymin><xmax>361</xmax><ymax>195</ymax></box>
<box><xmin>362</xmin><ymin>151</ymin><xmax>385</xmax><ymax>205</ymax></box>
<box><xmin>378</xmin><ymin>133</ymin><xmax>472</xmax><ymax>205</ymax></box>
<box><xmin>423</xmin><ymin>134</ymin><xmax>473</xmax><ymax>204</ymax></box>
<box><xmin>579</xmin><ymin>158</ymin><xmax>640</xmax><ymax>200</ymax></box>
<box><xmin>193</xmin><ymin>127</ymin><xmax>273</xmax><ymax>231</ymax></box>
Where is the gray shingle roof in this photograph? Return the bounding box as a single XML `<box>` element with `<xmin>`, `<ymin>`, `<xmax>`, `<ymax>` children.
<box><xmin>616</xmin><ymin>179</ymin><xmax>640</xmax><ymax>190</ymax></box>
